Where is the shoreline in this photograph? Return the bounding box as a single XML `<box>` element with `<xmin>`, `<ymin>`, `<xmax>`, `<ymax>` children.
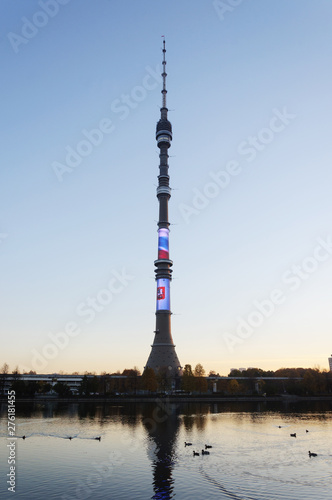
<box><xmin>2</xmin><ymin>395</ymin><xmax>332</xmax><ymax>403</ymax></box>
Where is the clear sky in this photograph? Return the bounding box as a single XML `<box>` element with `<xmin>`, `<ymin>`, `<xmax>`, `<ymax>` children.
<box><xmin>1</xmin><ymin>0</ymin><xmax>332</xmax><ymax>375</ymax></box>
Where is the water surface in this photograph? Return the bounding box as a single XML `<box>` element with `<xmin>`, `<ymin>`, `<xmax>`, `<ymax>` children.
<box><xmin>1</xmin><ymin>400</ymin><xmax>331</xmax><ymax>499</ymax></box>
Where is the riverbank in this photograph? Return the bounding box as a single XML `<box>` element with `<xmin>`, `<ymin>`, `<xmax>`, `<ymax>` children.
<box><xmin>2</xmin><ymin>395</ymin><xmax>332</xmax><ymax>403</ymax></box>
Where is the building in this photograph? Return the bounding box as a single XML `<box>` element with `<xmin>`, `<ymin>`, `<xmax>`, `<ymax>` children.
<box><xmin>329</xmin><ymin>355</ymin><xmax>332</xmax><ymax>371</ymax></box>
<box><xmin>0</xmin><ymin>374</ymin><xmax>84</xmax><ymax>396</ymax></box>
<box><xmin>144</xmin><ymin>41</ymin><xmax>182</xmax><ymax>380</ymax></box>
<box><xmin>0</xmin><ymin>373</ymin><xmax>128</xmax><ymax>396</ymax></box>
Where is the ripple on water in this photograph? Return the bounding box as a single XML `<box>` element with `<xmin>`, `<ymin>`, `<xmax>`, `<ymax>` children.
<box><xmin>197</xmin><ymin>451</ymin><xmax>332</xmax><ymax>500</ymax></box>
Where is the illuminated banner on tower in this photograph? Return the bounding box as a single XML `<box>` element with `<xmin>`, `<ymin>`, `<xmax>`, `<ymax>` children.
<box><xmin>156</xmin><ymin>278</ymin><xmax>170</xmax><ymax>310</ymax></box>
<box><xmin>158</xmin><ymin>228</ymin><xmax>169</xmax><ymax>259</ymax></box>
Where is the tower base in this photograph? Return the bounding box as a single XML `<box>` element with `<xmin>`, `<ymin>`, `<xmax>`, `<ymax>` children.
<box><xmin>145</xmin><ymin>343</ymin><xmax>182</xmax><ymax>379</ymax></box>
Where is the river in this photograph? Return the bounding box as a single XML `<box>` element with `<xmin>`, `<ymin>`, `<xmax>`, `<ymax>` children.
<box><xmin>0</xmin><ymin>399</ymin><xmax>331</xmax><ymax>499</ymax></box>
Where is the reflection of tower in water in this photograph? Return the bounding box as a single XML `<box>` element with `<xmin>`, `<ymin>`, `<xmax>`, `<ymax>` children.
<box><xmin>142</xmin><ymin>403</ymin><xmax>180</xmax><ymax>499</ymax></box>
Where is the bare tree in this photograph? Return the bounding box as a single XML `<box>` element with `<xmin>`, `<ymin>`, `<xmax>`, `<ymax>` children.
<box><xmin>1</xmin><ymin>363</ymin><xmax>9</xmax><ymax>374</ymax></box>
<box><xmin>12</xmin><ymin>366</ymin><xmax>20</xmax><ymax>380</ymax></box>
<box><xmin>0</xmin><ymin>363</ymin><xmax>9</xmax><ymax>395</ymax></box>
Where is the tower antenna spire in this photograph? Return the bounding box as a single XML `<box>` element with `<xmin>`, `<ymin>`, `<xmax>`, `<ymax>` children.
<box><xmin>162</xmin><ymin>38</ymin><xmax>167</xmax><ymax>109</ymax></box>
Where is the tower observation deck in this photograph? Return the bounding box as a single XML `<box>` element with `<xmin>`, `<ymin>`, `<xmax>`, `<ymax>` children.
<box><xmin>145</xmin><ymin>40</ymin><xmax>182</xmax><ymax>381</ymax></box>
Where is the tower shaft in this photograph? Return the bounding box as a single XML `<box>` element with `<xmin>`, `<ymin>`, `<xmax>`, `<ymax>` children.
<box><xmin>145</xmin><ymin>40</ymin><xmax>182</xmax><ymax>379</ymax></box>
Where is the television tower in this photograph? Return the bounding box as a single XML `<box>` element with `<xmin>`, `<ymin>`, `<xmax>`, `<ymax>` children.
<box><xmin>145</xmin><ymin>40</ymin><xmax>182</xmax><ymax>380</ymax></box>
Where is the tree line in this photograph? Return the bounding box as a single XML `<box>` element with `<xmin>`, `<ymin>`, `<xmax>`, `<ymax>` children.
<box><xmin>1</xmin><ymin>362</ymin><xmax>332</xmax><ymax>397</ymax></box>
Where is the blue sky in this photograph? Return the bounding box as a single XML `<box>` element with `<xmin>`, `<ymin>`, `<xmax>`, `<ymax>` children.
<box><xmin>1</xmin><ymin>0</ymin><xmax>332</xmax><ymax>375</ymax></box>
